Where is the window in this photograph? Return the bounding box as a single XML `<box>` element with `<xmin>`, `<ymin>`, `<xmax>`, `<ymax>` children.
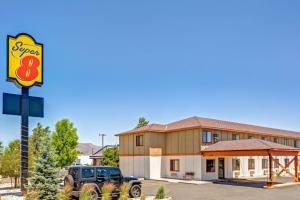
<box><xmin>108</xmin><ymin>168</ymin><xmax>122</xmax><ymax>181</ymax></box>
<box><xmin>203</xmin><ymin>131</ymin><xmax>212</xmax><ymax>143</ymax></box>
<box><xmin>232</xmin><ymin>159</ymin><xmax>240</xmax><ymax>171</ymax></box>
<box><xmin>284</xmin><ymin>159</ymin><xmax>290</xmax><ymax>167</ymax></box>
<box><xmin>294</xmin><ymin>140</ymin><xmax>298</xmax><ymax>148</ymax></box>
<box><xmin>274</xmin><ymin>159</ymin><xmax>279</xmax><ymax>169</ymax></box>
<box><xmin>248</xmin><ymin>159</ymin><xmax>255</xmax><ymax>170</ymax></box>
<box><xmin>96</xmin><ymin>168</ymin><xmax>108</xmax><ymax>177</ymax></box>
<box><xmin>69</xmin><ymin>168</ymin><xmax>80</xmax><ymax>180</ymax></box>
<box><xmin>136</xmin><ymin>135</ymin><xmax>144</xmax><ymax>146</ymax></box>
<box><xmin>170</xmin><ymin>160</ymin><xmax>180</xmax><ymax>172</ymax></box>
<box><xmin>284</xmin><ymin>139</ymin><xmax>288</xmax><ymax>146</ymax></box>
<box><xmin>213</xmin><ymin>134</ymin><xmax>219</xmax><ymax>143</ymax></box>
<box><xmin>232</xmin><ymin>134</ymin><xmax>240</xmax><ymax>140</ymax></box>
<box><xmin>82</xmin><ymin>168</ymin><xmax>95</xmax><ymax>178</ymax></box>
<box><xmin>108</xmin><ymin>168</ymin><xmax>121</xmax><ymax>176</ymax></box>
<box><xmin>248</xmin><ymin>135</ymin><xmax>254</xmax><ymax>139</ymax></box>
<box><xmin>261</xmin><ymin>137</ymin><xmax>266</xmax><ymax>141</ymax></box>
<box><xmin>206</xmin><ymin>159</ymin><xmax>215</xmax><ymax>172</ymax></box>
<box><xmin>274</xmin><ymin>138</ymin><xmax>278</xmax><ymax>143</ymax></box>
<box><xmin>262</xmin><ymin>159</ymin><xmax>268</xmax><ymax>169</ymax></box>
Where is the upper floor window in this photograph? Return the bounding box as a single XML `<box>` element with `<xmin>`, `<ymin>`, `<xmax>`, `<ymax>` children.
<box><xmin>232</xmin><ymin>159</ymin><xmax>240</xmax><ymax>171</ymax></box>
<box><xmin>203</xmin><ymin>131</ymin><xmax>212</xmax><ymax>143</ymax></box>
<box><xmin>294</xmin><ymin>140</ymin><xmax>298</xmax><ymax>148</ymax></box>
<box><xmin>170</xmin><ymin>159</ymin><xmax>180</xmax><ymax>172</ymax></box>
<box><xmin>136</xmin><ymin>135</ymin><xmax>144</xmax><ymax>146</ymax></box>
<box><xmin>261</xmin><ymin>137</ymin><xmax>266</xmax><ymax>141</ymax></box>
<box><xmin>248</xmin><ymin>135</ymin><xmax>254</xmax><ymax>139</ymax></box>
<box><xmin>232</xmin><ymin>134</ymin><xmax>240</xmax><ymax>140</ymax></box>
<box><xmin>274</xmin><ymin>138</ymin><xmax>278</xmax><ymax>143</ymax></box>
<box><xmin>248</xmin><ymin>159</ymin><xmax>255</xmax><ymax>170</ymax></box>
<box><xmin>284</xmin><ymin>139</ymin><xmax>288</xmax><ymax>146</ymax></box>
<box><xmin>213</xmin><ymin>133</ymin><xmax>219</xmax><ymax>143</ymax></box>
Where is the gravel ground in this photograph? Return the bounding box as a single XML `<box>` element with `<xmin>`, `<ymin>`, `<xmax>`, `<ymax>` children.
<box><xmin>0</xmin><ymin>183</ymin><xmax>23</xmax><ymax>200</ymax></box>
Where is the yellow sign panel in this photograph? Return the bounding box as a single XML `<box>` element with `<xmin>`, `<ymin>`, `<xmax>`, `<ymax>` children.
<box><xmin>7</xmin><ymin>33</ymin><xmax>43</xmax><ymax>87</ymax></box>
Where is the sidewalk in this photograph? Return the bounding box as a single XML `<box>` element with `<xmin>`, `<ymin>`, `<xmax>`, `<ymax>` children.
<box><xmin>150</xmin><ymin>178</ymin><xmax>211</xmax><ymax>185</ymax></box>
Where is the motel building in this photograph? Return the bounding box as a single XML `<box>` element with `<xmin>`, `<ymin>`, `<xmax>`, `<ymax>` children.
<box><xmin>116</xmin><ymin>117</ymin><xmax>300</xmax><ymax>184</ymax></box>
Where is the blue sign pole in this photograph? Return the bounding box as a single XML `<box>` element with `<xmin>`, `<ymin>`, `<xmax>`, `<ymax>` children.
<box><xmin>21</xmin><ymin>87</ymin><xmax>29</xmax><ymax>192</ymax></box>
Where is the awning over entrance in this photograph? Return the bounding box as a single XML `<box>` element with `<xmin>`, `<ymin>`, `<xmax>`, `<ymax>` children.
<box><xmin>201</xmin><ymin>139</ymin><xmax>300</xmax><ymax>157</ymax></box>
<box><xmin>201</xmin><ymin>139</ymin><xmax>300</xmax><ymax>187</ymax></box>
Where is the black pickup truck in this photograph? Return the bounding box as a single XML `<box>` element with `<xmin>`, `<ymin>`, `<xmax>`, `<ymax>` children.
<box><xmin>64</xmin><ymin>166</ymin><xmax>141</xmax><ymax>199</ymax></box>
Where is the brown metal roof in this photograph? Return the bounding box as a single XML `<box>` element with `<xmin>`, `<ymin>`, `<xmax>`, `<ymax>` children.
<box><xmin>202</xmin><ymin>139</ymin><xmax>298</xmax><ymax>152</ymax></box>
<box><xmin>116</xmin><ymin>116</ymin><xmax>300</xmax><ymax>139</ymax></box>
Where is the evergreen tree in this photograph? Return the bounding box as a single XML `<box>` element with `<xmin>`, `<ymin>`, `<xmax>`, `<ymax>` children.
<box><xmin>28</xmin><ymin>135</ymin><xmax>59</xmax><ymax>200</ymax></box>
<box><xmin>135</xmin><ymin>117</ymin><xmax>149</xmax><ymax>129</ymax></box>
<box><xmin>30</xmin><ymin>123</ymin><xmax>51</xmax><ymax>157</ymax></box>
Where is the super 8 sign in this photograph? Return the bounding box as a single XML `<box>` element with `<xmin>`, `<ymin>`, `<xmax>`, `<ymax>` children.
<box><xmin>7</xmin><ymin>33</ymin><xmax>43</xmax><ymax>88</ymax></box>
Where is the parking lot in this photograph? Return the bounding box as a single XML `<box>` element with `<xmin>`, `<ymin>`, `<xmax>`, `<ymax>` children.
<box><xmin>142</xmin><ymin>179</ymin><xmax>300</xmax><ymax>200</ymax></box>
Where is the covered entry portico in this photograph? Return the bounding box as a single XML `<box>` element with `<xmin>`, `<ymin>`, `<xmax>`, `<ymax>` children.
<box><xmin>201</xmin><ymin>139</ymin><xmax>300</xmax><ymax>187</ymax></box>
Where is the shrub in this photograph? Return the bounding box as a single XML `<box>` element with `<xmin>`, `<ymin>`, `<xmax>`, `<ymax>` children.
<box><xmin>140</xmin><ymin>193</ymin><xmax>146</xmax><ymax>200</ymax></box>
<box><xmin>25</xmin><ymin>190</ymin><xmax>39</xmax><ymax>200</ymax></box>
<box><xmin>57</xmin><ymin>185</ymin><xmax>73</xmax><ymax>200</ymax></box>
<box><xmin>79</xmin><ymin>184</ymin><xmax>95</xmax><ymax>200</ymax></box>
<box><xmin>155</xmin><ymin>186</ymin><xmax>165</xmax><ymax>199</ymax></box>
<box><xmin>119</xmin><ymin>183</ymin><xmax>129</xmax><ymax>200</ymax></box>
<box><xmin>101</xmin><ymin>183</ymin><xmax>115</xmax><ymax>200</ymax></box>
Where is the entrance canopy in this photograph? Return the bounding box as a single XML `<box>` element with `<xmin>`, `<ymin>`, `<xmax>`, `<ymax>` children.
<box><xmin>201</xmin><ymin>139</ymin><xmax>300</xmax><ymax>157</ymax></box>
<box><xmin>201</xmin><ymin>139</ymin><xmax>300</xmax><ymax>186</ymax></box>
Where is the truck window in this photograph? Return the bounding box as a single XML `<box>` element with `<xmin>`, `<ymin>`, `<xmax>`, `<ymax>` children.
<box><xmin>109</xmin><ymin>168</ymin><xmax>121</xmax><ymax>179</ymax></box>
<box><xmin>96</xmin><ymin>168</ymin><xmax>108</xmax><ymax>178</ymax></box>
<box><xmin>69</xmin><ymin>168</ymin><xmax>80</xmax><ymax>180</ymax></box>
<box><xmin>82</xmin><ymin>168</ymin><xmax>95</xmax><ymax>178</ymax></box>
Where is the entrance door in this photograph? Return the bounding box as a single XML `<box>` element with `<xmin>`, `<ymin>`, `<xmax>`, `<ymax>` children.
<box><xmin>218</xmin><ymin>158</ymin><xmax>225</xmax><ymax>179</ymax></box>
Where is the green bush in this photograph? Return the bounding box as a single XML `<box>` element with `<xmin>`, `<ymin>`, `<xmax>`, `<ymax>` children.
<box><xmin>155</xmin><ymin>186</ymin><xmax>165</xmax><ymax>199</ymax></box>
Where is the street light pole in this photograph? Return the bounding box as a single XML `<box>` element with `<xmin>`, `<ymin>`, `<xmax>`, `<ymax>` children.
<box><xmin>99</xmin><ymin>133</ymin><xmax>106</xmax><ymax>147</ymax></box>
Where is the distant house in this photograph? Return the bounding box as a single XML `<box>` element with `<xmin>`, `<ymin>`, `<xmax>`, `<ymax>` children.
<box><xmin>76</xmin><ymin>143</ymin><xmax>100</xmax><ymax>165</ymax></box>
<box><xmin>90</xmin><ymin>145</ymin><xmax>118</xmax><ymax>166</ymax></box>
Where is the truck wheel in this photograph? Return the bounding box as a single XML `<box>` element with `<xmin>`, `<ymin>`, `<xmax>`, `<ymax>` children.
<box><xmin>130</xmin><ymin>185</ymin><xmax>141</xmax><ymax>198</ymax></box>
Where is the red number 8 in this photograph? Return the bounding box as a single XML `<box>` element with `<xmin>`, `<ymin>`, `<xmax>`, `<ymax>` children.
<box><xmin>16</xmin><ymin>55</ymin><xmax>40</xmax><ymax>81</ymax></box>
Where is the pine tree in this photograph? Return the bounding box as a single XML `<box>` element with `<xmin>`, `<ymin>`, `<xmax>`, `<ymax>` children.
<box><xmin>27</xmin><ymin>134</ymin><xmax>59</xmax><ymax>200</ymax></box>
<box><xmin>135</xmin><ymin>117</ymin><xmax>149</xmax><ymax>129</ymax></box>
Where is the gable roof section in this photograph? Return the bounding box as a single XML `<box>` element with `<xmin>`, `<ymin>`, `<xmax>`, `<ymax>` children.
<box><xmin>116</xmin><ymin>116</ymin><xmax>300</xmax><ymax>139</ymax></box>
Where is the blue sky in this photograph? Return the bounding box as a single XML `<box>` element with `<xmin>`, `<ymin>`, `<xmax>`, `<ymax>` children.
<box><xmin>0</xmin><ymin>1</ymin><xmax>300</xmax><ymax>146</ymax></box>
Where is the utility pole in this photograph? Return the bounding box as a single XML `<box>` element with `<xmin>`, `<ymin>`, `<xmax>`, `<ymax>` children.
<box><xmin>99</xmin><ymin>133</ymin><xmax>106</xmax><ymax>147</ymax></box>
